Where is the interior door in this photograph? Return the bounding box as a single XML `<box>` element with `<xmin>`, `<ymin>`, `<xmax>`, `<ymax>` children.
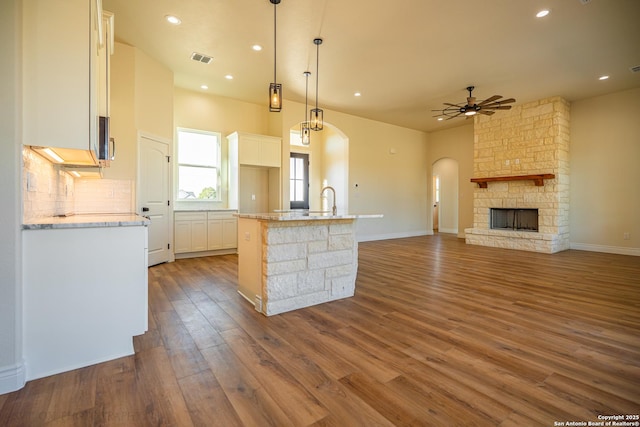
<box><xmin>139</xmin><ymin>134</ymin><xmax>171</xmax><ymax>266</ymax></box>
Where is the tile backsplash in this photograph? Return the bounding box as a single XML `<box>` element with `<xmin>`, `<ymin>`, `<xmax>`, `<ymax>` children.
<box><xmin>23</xmin><ymin>147</ymin><xmax>134</xmax><ymax>221</ymax></box>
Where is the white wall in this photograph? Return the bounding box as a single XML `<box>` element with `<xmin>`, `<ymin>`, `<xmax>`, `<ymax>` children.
<box><xmin>0</xmin><ymin>0</ymin><xmax>25</xmax><ymax>394</ymax></box>
<box><xmin>570</xmin><ymin>87</ymin><xmax>640</xmax><ymax>254</ymax></box>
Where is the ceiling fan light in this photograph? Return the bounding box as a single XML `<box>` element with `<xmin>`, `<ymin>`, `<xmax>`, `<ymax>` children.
<box><xmin>464</xmin><ymin>110</ymin><xmax>477</xmax><ymax>116</ymax></box>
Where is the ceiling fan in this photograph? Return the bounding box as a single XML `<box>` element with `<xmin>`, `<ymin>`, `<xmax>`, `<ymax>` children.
<box><xmin>433</xmin><ymin>86</ymin><xmax>515</xmax><ymax>120</ymax></box>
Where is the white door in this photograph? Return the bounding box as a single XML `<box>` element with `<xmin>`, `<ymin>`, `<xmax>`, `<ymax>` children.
<box><xmin>139</xmin><ymin>134</ymin><xmax>171</xmax><ymax>266</ymax></box>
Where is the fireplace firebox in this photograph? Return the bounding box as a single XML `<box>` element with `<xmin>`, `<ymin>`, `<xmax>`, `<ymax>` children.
<box><xmin>490</xmin><ymin>208</ymin><xmax>538</xmax><ymax>232</ymax></box>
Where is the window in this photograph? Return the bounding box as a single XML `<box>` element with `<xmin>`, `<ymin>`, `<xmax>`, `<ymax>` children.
<box><xmin>290</xmin><ymin>152</ymin><xmax>309</xmax><ymax>209</ymax></box>
<box><xmin>176</xmin><ymin>128</ymin><xmax>221</xmax><ymax>201</ymax></box>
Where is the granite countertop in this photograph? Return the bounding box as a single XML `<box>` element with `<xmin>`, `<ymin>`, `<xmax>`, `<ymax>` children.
<box><xmin>22</xmin><ymin>213</ymin><xmax>151</xmax><ymax>230</ymax></box>
<box><xmin>235</xmin><ymin>212</ymin><xmax>383</xmax><ymax>221</ymax></box>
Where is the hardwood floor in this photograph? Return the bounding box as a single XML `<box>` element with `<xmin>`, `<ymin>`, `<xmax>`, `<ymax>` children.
<box><xmin>1</xmin><ymin>234</ymin><xmax>639</xmax><ymax>426</ymax></box>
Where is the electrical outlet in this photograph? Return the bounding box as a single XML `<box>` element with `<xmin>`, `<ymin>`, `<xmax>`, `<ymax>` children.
<box><xmin>244</xmin><ymin>232</ymin><xmax>251</xmax><ymax>241</ymax></box>
<box><xmin>505</xmin><ymin>159</ymin><xmax>510</xmax><ymax>166</ymax></box>
<box><xmin>251</xmin><ymin>194</ymin><xmax>256</xmax><ymax>201</ymax></box>
<box><xmin>623</xmin><ymin>232</ymin><xmax>630</xmax><ymax>240</ymax></box>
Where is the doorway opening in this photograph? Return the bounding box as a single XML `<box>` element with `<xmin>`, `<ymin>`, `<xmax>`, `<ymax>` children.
<box><xmin>432</xmin><ymin>158</ymin><xmax>458</xmax><ymax>235</ymax></box>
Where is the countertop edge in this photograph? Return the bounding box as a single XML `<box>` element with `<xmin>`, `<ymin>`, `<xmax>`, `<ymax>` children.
<box><xmin>22</xmin><ymin>214</ymin><xmax>151</xmax><ymax>230</ymax></box>
<box><xmin>235</xmin><ymin>213</ymin><xmax>383</xmax><ymax>221</ymax></box>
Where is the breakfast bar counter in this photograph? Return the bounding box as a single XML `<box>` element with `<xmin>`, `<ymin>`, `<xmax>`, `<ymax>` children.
<box><xmin>236</xmin><ymin>212</ymin><xmax>382</xmax><ymax>316</ymax></box>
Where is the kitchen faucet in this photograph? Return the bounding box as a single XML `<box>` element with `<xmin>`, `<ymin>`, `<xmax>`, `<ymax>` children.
<box><xmin>321</xmin><ymin>186</ymin><xmax>337</xmax><ymax>216</ymax></box>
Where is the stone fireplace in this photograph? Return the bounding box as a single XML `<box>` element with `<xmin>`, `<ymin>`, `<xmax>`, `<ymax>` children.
<box><xmin>465</xmin><ymin>97</ymin><xmax>570</xmax><ymax>254</ymax></box>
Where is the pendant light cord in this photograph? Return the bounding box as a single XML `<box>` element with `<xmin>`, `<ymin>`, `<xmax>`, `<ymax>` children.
<box><xmin>315</xmin><ymin>41</ymin><xmax>319</xmax><ymax>109</ymax></box>
<box><xmin>305</xmin><ymin>72</ymin><xmax>309</xmax><ymax>111</ymax></box>
<box><xmin>273</xmin><ymin>2</ymin><xmax>277</xmax><ymax>83</ymax></box>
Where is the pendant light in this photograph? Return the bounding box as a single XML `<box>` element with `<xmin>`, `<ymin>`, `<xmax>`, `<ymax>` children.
<box><xmin>268</xmin><ymin>0</ymin><xmax>282</xmax><ymax>112</ymax></box>
<box><xmin>310</xmin><ymin>38</ymin><xmax>323</xmax><ymax>131</ymax></box>
<box><xmin>300</xmin><ymin>71</ymin><xmax>311</xmax><ymax>145</ymax></box>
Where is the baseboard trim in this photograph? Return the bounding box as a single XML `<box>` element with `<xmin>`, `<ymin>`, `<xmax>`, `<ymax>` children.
<box><xmin>358</xmin><ymin>230</ymin><xmax>431</xmax><ymax>242</ymax></box>
<box><xmin>0</xmin><ymin>361</ymin><xmax>26</xmax><ymax>395</ymax></box>
<box><xmin>570</xmin><ymin>242</ymin><xmax>640</xmax><ymax>256</ymax></box>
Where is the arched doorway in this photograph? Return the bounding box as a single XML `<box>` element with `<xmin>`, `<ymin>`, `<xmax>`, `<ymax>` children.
<box><xmin>432</xmin><ymin>158</ymin><xmax>459</xmax><ymax>234</ymax></box>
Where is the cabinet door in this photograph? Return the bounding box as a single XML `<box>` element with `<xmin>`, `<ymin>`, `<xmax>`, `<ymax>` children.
<box><xmin>207</xmin><ymin>219</ymin><xmax>223</xmax><ymax>250</ymax></box>
<box><xmin>222</xmin><ymin>218</ymin><xmax>238</xmax><ymax>249</ymax></box>
<box><xmin>238</xmin><ymin>136</ymin><xmax>262</xmax><ymax>166</ymax></box>
<box><xmin>191</xmin><ymin>221</ymin><xmax>208</xmax><ymax>252</ymax></box>
<box><xmin>174</xmin><ymin>221</ymin><xmax>192</xmax><ymax>253</ymax></box>
<box><xmin>23</xmin><ymin>0</ymin><xmax>98</xmax><ymax>153</ymax></box>
<box><xmin>261</xmin><ymin>139</ymin><xmax>281</xmax><ymax>167</ymax></box>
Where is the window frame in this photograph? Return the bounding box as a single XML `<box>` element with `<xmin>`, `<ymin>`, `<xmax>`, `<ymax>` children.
<box><xmin>175</xmin><ymin>127</ymin><xmax>222</xmax><ymax>203</ymax></box>
<box><xmin>290</xmin><ymin>152</ymin><xmax>309</xmax><ymax>210</ymax></box>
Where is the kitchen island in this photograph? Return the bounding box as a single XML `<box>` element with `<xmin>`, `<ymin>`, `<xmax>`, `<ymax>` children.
<box><xmin>22</xmin><ymin>214</ymin><xmax>149</xmax><ymax>380</ymax></box>
<box><xmin>236</xmin><ymin>212</ymin><xmax>382</xmax><ymax>316</ymax></box>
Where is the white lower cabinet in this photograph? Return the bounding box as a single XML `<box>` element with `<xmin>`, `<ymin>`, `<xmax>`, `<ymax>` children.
<box><xmin>175</xmin><ymin>210</ymin><xmax>237</xmax><ymax>256</ymax></box>
<box><xmin>23</xmin><ymin>225</ymin><xmax>148</xmax><ymax>381</ymax></box>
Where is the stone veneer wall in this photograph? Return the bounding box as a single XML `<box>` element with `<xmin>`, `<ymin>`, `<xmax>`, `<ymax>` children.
<box><xmin>465</xmin><ymin>97</ymin><xmax>570</xmax><ymax>253</ymax></box>
<box><xmin>262</xmin><ymin>219</ymin><xmax>357</xmax><ymax>315</ymax></box>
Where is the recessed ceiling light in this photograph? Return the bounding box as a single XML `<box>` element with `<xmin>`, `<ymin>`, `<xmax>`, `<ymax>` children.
<box><xmin>536</xmin><ymin>9</ymin><xmax>550</xmax><ymax>18</ymax></box>
<box><xmin>354</xmin><ymin>92</ymin><xmax>361</xmax><ymax>97</ymax></box>
<box><xmin>200</xmin><ymin>85</ymin><xmax>208</xmax><ymax>90</ymax></box>
<box><xmin>598</xmin><ymin>75</ymin><xmax>610</xmax><ymax>80</ymax></box>
<box><xmin>252</xmin><ymin>44</ymin><xmax>263</xmax><ymax>51</ymax></box>
<box><xmin>165</xmin><ymin>15</ymin><xmax>181</xmax><ymax>25</ymax></box>
<box><xmin>225</xmin><ymin>75</ymin><xmax>234</xmax><ymax>80</ymax></box>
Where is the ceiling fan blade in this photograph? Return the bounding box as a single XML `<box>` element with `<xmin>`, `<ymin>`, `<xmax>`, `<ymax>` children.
<box><xmin>480</xmin><ymin>100</ymin><xmax>516</xmax><ymax>109</ymax></box>
<box><xmin>443</xmin><ymin>103</ymin><xmax>462</xmax><ymax>107</ymax></box>
<box><xmin>478</xmin><ymin>110</ymin><xmax>495</xmax><ymax>116</ymax></box>
<box><xmin>478</xmin><ymin>95</ymin><xmax>501</xmax><ymax>106</ymax></box>
<box><xmin>484</xmin><ymin>98</ymin><xmax>516</xmax><ymax>105</ymax></box>
<box><xmin>482</xmin><ymin>105</ymin><xmax>513</xmax><ymax>111</ymax></box>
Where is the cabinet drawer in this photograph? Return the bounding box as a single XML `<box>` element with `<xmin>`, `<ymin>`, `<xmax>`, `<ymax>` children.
<box><xmin>207</xmin><ymin>211</ymin><xmax>237</xmax><ymax>220</ymax></box>
<box><xmin>175</xmin><ymin>212</ymin><xmax>207</xmax><ymax>221</ymax></box>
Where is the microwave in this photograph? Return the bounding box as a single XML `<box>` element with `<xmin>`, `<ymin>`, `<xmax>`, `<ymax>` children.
<box><xmin>98</xmin><ymin>116</ymin><xmax>115</xmax><ymax>167</ymax></box>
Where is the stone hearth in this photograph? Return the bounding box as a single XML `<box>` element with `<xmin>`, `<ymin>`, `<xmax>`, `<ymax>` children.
<box><xmin>465</xmin><ymin>97</ymin><xmax>570</xmax><ymax>254</ymax></box>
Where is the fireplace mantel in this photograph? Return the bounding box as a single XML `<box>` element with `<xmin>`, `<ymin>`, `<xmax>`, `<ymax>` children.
<box><xmin>470</xmin><ymin>174</ymin><xmax>555</xmax><ymax>188</ymax></box>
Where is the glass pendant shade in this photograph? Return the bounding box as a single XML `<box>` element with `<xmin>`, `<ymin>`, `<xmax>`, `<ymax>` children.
<box><xmin>310</xmin><ymin>108</ymin><xmax>323</xmax><ymax>131</ymax></box>
<box><xmin>269</xmin><ymin>83</ymin><xmax>282</xmax><ymax>112</ymax></box>
<box><xmin>300</xmin><ymin>121</ymin><xmax>311</xmax><ymax>145</ymax></box>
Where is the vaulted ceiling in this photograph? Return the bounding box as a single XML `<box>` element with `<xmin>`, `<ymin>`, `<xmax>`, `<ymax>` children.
<box><xmin>103</xmin><ymin>0</ymin><xmax>640</xmax><ymax>132</ymax></box>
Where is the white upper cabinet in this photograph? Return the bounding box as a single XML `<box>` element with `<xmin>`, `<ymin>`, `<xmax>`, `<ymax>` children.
<box><xmin>229</xmin><ymin>132</ymin><xmax>282</xmax><ymax>168</ymax></box>
<box><xmin>23</xmin><ymin>0</ymin><xmax>106</xmax><ymax>164</ymax></box>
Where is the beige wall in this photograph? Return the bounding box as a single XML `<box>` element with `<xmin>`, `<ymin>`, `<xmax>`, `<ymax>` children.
<box><xmin>104</xmin><ymin>42</ymin><xmax>136</xmax><ymax>181</ymax></box>
<box><xmin>570</xmin><ymin>87</ymin><xmax>640</xmax><ymax>254</ymax></box>
<box><xmin>428</xmin><ymin>123</ymin><xmax>474</xmax><ymax>237</ymax></box>
<box><xmin>134</xmin><ymin>50</ymin><xmax>174</xmax><ymax>141</ymax></box>
<box><xmin>281</xmin><ymin>101</ymin><xmax>429</xmax><ymax>240</ymax></box>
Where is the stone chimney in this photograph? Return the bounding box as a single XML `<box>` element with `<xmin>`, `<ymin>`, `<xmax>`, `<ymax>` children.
<box><xmin>465</xmin><ymin>97</ymin><xmax>570</xmax><ymax>253</ymax></box>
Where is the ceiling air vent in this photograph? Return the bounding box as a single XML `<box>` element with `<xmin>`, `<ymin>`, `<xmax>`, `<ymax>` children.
<box><xmin>630</xmin><ymin>65</ymin><xmax>640</xmax><ymax>73</ymax></box>
<box><xmin>190</xmin><ymin>52</ymin><xmax>213</xmax><ymax>64</ymax></box>
<box><xmin>578</xmin><ymin>0</ymin><xmax>592</xmax><ymax>4</ymax></box>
